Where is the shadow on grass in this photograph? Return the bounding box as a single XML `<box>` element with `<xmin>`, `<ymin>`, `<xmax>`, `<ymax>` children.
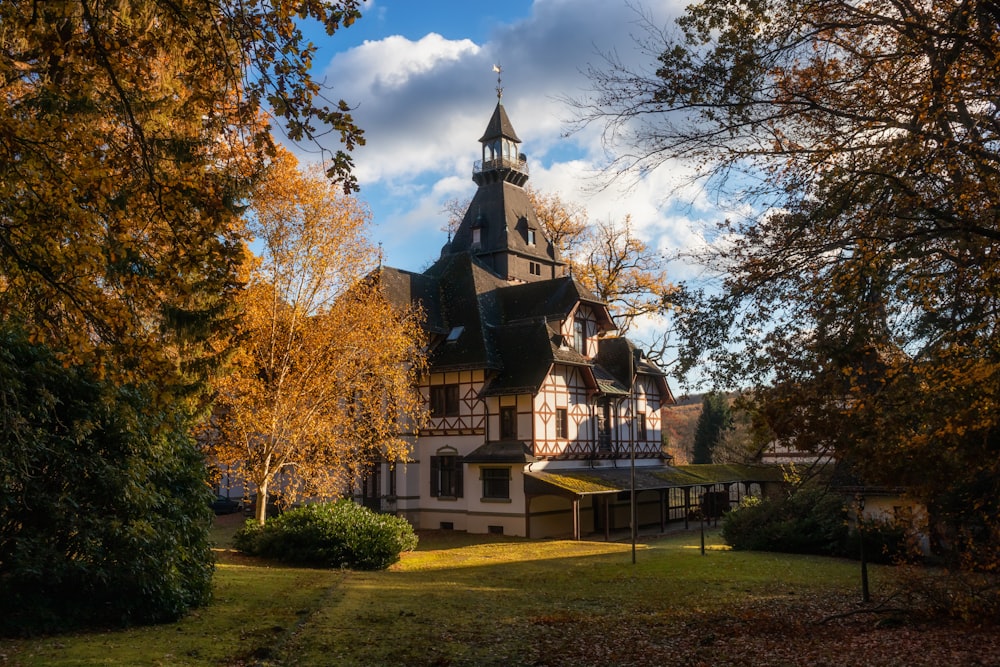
<box><xmin>12</xmin><ymin>519</ymin><xmax>997</xmax><ymax>667</ymax></box>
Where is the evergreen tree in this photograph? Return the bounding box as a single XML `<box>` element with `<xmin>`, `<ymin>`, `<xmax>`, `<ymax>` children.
<box><xmin>692</xmin><ymin>392</ymin><xmax>731</xmax><ymax>464</ymax></box>
<box><xmin>0</xmin><ymin>329</ymin><xmax>213</xmax><ymax>634</ymax></box>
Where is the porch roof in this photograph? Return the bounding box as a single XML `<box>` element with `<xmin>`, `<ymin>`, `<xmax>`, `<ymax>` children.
<box><xmin>524</xmin><ymin>464</ymin><xmax>785</xmax><ymax>498</ymax></box>
<box><xmin>465</xmin><ymin>440</ymin><xmax>538</xmax><ymax>464</ymax></box>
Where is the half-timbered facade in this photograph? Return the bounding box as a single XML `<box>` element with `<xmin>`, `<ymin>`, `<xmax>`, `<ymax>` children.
<box><xmin>374</xmin><ymin>94</ymin><xmax>779</xmax><ymax>538</ymax></box>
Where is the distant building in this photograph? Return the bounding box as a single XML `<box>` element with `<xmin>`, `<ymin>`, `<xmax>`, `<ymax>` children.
<box><xmin>372</xmin><ymin>94</ymin><xmax>780</xmax><ymax>538</ymax></box>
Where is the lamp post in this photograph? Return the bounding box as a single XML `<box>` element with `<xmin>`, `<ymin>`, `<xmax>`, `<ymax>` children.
<box><xmin>857</xmin><ymin>493</ymin><xmax>870</xmax><ymax>603</ymax></box>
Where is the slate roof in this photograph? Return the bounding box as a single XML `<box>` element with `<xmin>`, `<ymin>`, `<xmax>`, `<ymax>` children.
<box><xmin>498</xmin><ymin>276</ymin><xmax>611</xmax><ymax>326</ymax></box>
<box><xmin>378</xmin><ymin>266</ymin><xmax>447</xmax><ymax>333</ymax></box>
<box><xmin>479</xmin><ymin>101</ymin><xmax>521</xmax><ymax>143</ymax></box>
<box><xmin>450</xmin><ymin>180</ymin><xmax>561</xmax><ymax>271</ymax></box>
<box><xmin>382</xmin><ymin>250</ymin><xmax>670</xmax><ymax>398</ymax></box>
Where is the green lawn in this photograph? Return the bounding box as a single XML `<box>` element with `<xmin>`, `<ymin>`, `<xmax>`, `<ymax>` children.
<box><xmin>2</xmin><ymin>520</ymin><xmax>997</xmax><ymax>666</ymax></box>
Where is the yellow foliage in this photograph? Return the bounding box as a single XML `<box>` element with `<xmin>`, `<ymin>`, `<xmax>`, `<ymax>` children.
<box><xmin>209</xmin><ymin>150</ymin><xmax>426</xmax><ymax>523</ymax></box>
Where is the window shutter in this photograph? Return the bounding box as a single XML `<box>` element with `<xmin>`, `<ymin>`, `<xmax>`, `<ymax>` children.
<box><xmin>454</xmin><ymin>458</ymin><xmax>464</xmax><ymax>498</ymax></box>
<box><xmin>430</xmin><ymin>456</ymin><xmax>440</xmax><ymax>497</ymax></box>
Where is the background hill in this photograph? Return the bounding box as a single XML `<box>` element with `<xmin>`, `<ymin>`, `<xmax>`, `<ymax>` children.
<box><xmin>663</xmin><ymin>393</ymin><xmax>703</xmax><ymax>464</ymax></box>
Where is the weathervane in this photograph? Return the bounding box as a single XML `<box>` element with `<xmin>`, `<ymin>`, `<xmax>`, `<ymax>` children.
<box><xmin>492</xmin><ymin>63</ymin><xmax>503</xmax><ymax>100</ymax></box>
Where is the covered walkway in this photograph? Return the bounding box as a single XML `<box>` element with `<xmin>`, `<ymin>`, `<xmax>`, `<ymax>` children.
<box><xmin>523</xmin><ymin>463</ymin><xmax>785</xmax><ymax>540</ymax></box>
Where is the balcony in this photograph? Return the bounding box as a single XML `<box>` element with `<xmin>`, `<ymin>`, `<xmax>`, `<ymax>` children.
<box><xmin>473</xmin><ymin>154</ymin><xmax>529</xmax><ymax>186</ymax></box>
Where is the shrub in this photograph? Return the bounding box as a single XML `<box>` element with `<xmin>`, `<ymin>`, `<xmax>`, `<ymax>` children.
<box><xmin>236</xmin><ymin>500</ymin><xmax>418</xmax><ymax>570</ymax></box>
<box><xmin>0</xmin><ymin>329</ymin><xmax>214</xmax><ymax>636</ymax></box>
<box><xmin>722</xmin><ymin>486</ymin><xmax>849</xmax><ymax>556</ymax></box>
<box><xmin>843</xmin><ymin>516</ymin><xmax>915</xmax><ymax>565</ymax></box>
<box><xmin>233</xmin><ymin>519</ymin><xmax>264</xmax><ymax>553</ymax></box>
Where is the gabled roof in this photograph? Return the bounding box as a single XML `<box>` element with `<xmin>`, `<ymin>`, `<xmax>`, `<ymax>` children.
<box><xmin>480</xmin><ymin>318</ymin><xmax>595</xmax><ymax>396</ymax></box>
<box><xmin>596</xmin><ymin>336</ymin><xmax>674</xmax><ymax>404</ymax></box>
<box><xmin>498</xmin><ymin>276</ymin><xmax>611</xmax><ymax>329</ymax></box>
<box><xmin>424</xmin><ymin>254</ymin><xmax>507</xmax><ymax>370</ymax></box>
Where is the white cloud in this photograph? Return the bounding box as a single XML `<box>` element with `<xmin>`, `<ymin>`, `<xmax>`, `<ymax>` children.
<box><xmin>312</xmin><ymin>0</ymin><xmax>715</xmax><ymax>280</ymax></box>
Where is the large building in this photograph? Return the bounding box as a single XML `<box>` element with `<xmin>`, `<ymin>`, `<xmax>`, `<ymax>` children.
<box><xmin>371</xmin><ymin>95</ymin><xmax>774</xmax><ymax>538</ymax></box>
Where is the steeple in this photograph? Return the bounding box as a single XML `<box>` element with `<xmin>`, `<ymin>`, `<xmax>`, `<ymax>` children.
<box><xmin>473</xmin><ymin>100</ymin><xmax>529</xmax><ymax>187</ymax></box>
<box><xmin>440</xmin><ymin>77</ymin><xmax>566</xmax><ymax>284</ymax></box>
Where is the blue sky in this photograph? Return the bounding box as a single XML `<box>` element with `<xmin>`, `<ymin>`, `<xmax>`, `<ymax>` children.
<box><xmin>291</xmin><ymin>0</ymin><xmax>723</xmax><ymax>379</ymax></box>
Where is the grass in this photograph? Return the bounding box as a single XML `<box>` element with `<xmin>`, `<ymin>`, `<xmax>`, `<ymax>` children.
<box><xmin>1</xmin><ymin>519</ymin><xmax>997</xmax><ymax>666</ymax></box>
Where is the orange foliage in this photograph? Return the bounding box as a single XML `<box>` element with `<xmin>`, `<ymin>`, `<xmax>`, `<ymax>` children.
<box><xmin>208</xmin><ymin>150</ymin><xmax>426</xmax><ymax>523</ymax></box>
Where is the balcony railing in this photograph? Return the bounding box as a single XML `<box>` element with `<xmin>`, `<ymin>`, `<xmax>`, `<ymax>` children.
<box><xmin>473</xmin><ymin>155</ymin><xmax>529</xmax><ymax>177</ymax></box>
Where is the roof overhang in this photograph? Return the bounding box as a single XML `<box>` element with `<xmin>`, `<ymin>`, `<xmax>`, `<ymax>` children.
<box><xmin>524</xmin><ymin>464</ymin><xmax>786</xmax><ymax>499</ymax></box>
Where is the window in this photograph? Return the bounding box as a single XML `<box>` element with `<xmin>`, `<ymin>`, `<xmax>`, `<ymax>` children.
<box><xmin>637</xmin><ymin>413</ymin><xmax>647</xmax><ymax>440</ymax></box>
<box><xmin>481</xmin><ymin>467</ymin><xmax>511</xmax><ymax>500</ymax></box>
<box><xmin>574</xmin><ymin>318</ymin><xmax>586</xmax><ymax>355</ymax></box>
<box><xmin>500</xmin><ymin>406</ymin><xmax>517</xmax><ymax>439</ymax></box>
<box><xmin>430</xmin><ymin>384</ymin><xmax>460</xmax><ymax>417</ymax></box>
<box><xmin>555</xmin><ymin>408</ymin><xmax>568</xmax><ymax>439</ymax></box>
<box><xmin>430</xmin><ymin>455</ymin><xmax>463</xmax><ymax>498</ymax></box>
<box><xmin>529</xmin><ymin>261</ymin><xmax>541</xmax><ymax>276</ymax></box>
<box><xmin>526</xmin><ymin>228</ymin><xmax>536</xmax><ymax>245</ymax></box>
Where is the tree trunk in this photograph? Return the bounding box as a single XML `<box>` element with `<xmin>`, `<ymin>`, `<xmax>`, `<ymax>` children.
<box><xmin>256</xmin><ymin>480</ymin><xmax>269</xmax><ymax>526</ymax></box>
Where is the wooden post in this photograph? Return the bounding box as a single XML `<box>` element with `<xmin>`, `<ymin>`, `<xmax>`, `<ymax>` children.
<box><xmin>573</xmin><ymin>497</ymin><xmax>580</xmax><ymax>540</ymax></box>
<box><xmin>683</xmin><ymin>487</ymin><xmax>691</xmax><ymax>530</ymax></box>
<box><xmin>659</xmin><ymin>489</ymin><xmax>666</xmax><ymax>533</ymax></box>
<box><xmin>604</xmin><ymin>496</ymin><xmax>610</xmax><ymax>541</ymax></box>
<box><xmin>525</xmin><ymin>495</ymin><xmax>531</xmax><ymax>539</ymax></box>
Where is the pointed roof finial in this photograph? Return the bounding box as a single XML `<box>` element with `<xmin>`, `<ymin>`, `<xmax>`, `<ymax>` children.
<box><xmin>493</xmin><ymin>63</ymin><xmax>503</xmax><ymax>100</ymax></box>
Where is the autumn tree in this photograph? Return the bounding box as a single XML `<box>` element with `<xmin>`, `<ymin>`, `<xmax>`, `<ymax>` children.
<box><xmin>210</xmin><ymin>150</ymin><xmax>426</xmax><ymax>525</ymax></box>
<box><xmin>574</xmin><ymin>214</ymin><xmax>676</xmax><ymax>337</ymax></box>
<box><xmin>0</xmin><ymin>0</ymin><xmax>364</xmax><ymax>394</ymax></box>
<box><xmin>578</xmin><ymin>0</ymin><xmax>1000</xmax><ymax>569</ymax></box>
<box><xmin>0</xmin><ymin>0</ymin><xmax>365</xmax><ymax>626</ymax></box>
<box><xmin>526</xmin><ymin>188</ymin><xmax>590</xmax><ymax>263</ymax></box>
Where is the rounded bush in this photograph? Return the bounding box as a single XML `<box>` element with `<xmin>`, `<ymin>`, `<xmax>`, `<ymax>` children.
<box><xmin>236</xmin><ymin>500</ymin><xmax>418</xmax><ymax>570</ymax></box>
<box><xmin>722</xmin><ymin>486</ymin><xmax>849</xmax><ymax>556</ymax></box>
